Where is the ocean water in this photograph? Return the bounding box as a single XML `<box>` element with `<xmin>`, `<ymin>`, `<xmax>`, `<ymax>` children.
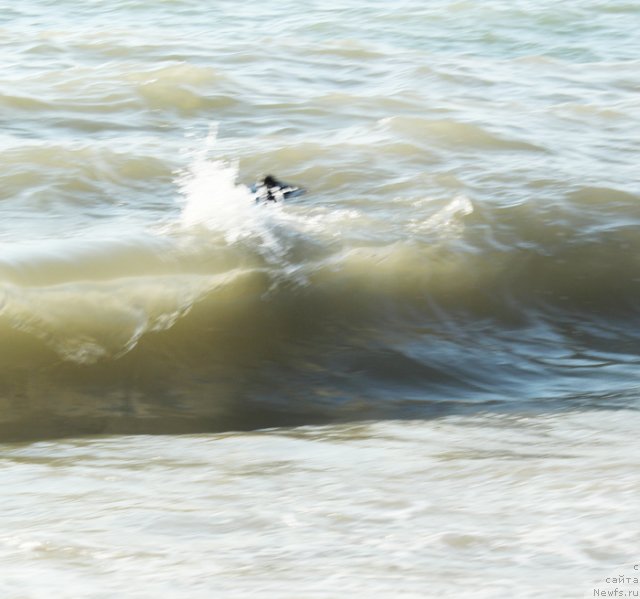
<box><xmin>1</xmin><ymin>0</ymin><xmax>639</xmax><ymax>596</ymax></box>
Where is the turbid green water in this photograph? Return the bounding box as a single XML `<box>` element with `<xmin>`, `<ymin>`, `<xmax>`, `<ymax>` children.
<box><xmin>1</xmin><ymin>0</ymin><xmax>639</xmax><ymax>596</ymax></box>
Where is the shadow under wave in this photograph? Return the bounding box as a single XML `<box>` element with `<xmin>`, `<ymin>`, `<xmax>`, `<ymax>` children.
<box><xmin>1</xmin><ymin>140</ymin><xmax>639</xmax><ymax>442</ymax></box>
<box><xmin>1</xmin><ymin>234</ymin><xmax>639</xmax><ymax>442</ymax></box>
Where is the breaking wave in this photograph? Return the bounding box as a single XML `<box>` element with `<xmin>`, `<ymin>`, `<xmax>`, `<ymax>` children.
<box><xmin>0</xmin><ymin>129</ymin><xmax>639</xmax><ymax>441</ymax></box>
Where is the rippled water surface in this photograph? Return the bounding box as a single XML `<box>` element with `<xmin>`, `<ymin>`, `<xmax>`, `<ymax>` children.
<box><xmin>1</xmin><ymin>0</ymin><xmax>639</xmax><ymax>596</ymax></box>
<box><xmin>2</xmin><ymin>411</ymin><xmax>639</xmax><ymax>599</ymax></box>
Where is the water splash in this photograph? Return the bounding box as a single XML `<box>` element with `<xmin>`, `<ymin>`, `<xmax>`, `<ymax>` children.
<box><xmin>176</xmin><ymin>126</ymin><xmax>292</xmax><ymax>265</ymax></box>
<box><xmin>409</xmin><ymin>195</ymin><xmax>474</xmax><ymax>235</ymax></box>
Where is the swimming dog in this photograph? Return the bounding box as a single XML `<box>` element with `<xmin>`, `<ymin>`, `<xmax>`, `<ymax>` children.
<box><xmin>250</xmin><ymin>174</ymin><xmax>305</xmax><ymax>203</ymax></box>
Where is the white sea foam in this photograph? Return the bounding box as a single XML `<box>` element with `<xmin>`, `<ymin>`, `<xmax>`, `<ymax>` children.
<box><xmin>177</xmin><ymin>126</ymin><xmax>303</xmax><ymax>266</ymax></box>
<box><xmin>413</xmin><ymin>194</ymin><xmax>474</xmax><ymax>234</ymax></box>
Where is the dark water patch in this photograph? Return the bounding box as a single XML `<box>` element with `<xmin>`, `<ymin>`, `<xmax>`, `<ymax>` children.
<box><xmin>1</xmin><ymin>237</ymin><xmax>639</xmax><ymax>442</ymax></box>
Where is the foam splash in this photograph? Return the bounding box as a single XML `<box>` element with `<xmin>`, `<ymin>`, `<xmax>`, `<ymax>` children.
<box><xmin>410</xmin><ymin>195</ymin><xmax>474</xmax><ymax>235</ymax></box>
<box><xmin>177</xmin><ymin>126</ymin><xmax>293</xmax><ymax>265</ymax></box>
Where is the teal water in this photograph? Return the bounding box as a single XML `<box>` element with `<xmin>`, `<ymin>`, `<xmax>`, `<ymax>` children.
<box><xmin>0</xmin><ymin>0</ymin><xmax>639</xmax><ymax>596</ymax></box>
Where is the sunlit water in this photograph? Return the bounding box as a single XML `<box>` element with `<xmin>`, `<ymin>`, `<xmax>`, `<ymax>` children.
<box><xmin>3</xmin><ymin>412</ymin><xmax>640</xmax><ymax>599</ymax></box>
<box><xmin>1</xmin><ymin>0</ymin><xmax>639</xmax><ymax>596</ymax></box>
